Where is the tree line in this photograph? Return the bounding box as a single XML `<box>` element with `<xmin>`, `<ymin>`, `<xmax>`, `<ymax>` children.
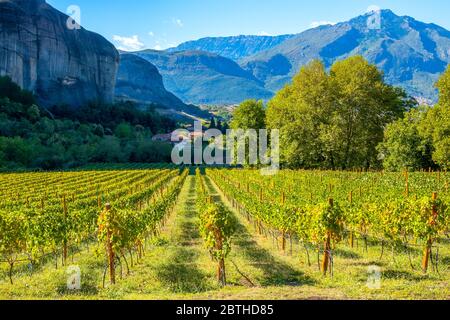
<box><xmin>0</xmin><ymin>76</ymin><xmax>176</xmax><ymax>171</ymax></box>
<box><xmin>231</xmin><ymin>56</ymin><xmax>450</xmax><ymax>171</ymax></box>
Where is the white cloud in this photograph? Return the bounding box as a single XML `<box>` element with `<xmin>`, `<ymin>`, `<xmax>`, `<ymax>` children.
<box><xmin>148</xmin><ymin>31</ymin><xmax>155</xmax><ymax>37</ymax></box>
<box><xmin>153</xmin><ymin>44</ymin><xmax>162</xmax><ymax>50</ymax></box>
<box><xmin>112</xmin><ymin>35</ymin><xmax>145</xmax><ymax>51</ymax></box>
<box><xmin>309</xmin><ymin>21</ymin><xmax>336</xmax><ymax>29</ymax></box>
<box><xmin>258</xmin><ymin>31</ymin><xmax>272</xmax><ymax>36</ymax></box>
<box><xmin>172</xmin><ymin>18</ymin><xmax>184</xmax><ymax>28</ymax></box>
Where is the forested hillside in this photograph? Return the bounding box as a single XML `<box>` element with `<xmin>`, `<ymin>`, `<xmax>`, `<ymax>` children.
<box><xmin>0</xmin><ymin>76</ymin><xmax>175</xmax><ymax>170</ymax></box>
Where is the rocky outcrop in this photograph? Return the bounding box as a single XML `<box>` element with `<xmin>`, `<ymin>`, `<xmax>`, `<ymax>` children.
<box><xmin>0</xmin><ymin>0</ymin><xmax>119</xmax><ymax>107</ymax></box>
<box><xmin>115</xmin><ymin>54</ymin><xmax>211</xmax><ymax>118</ymax></box>
<box><xmin>115</xmin><ymin>54</ymin><xmax>187</xmax><ymax>109</ymax></box>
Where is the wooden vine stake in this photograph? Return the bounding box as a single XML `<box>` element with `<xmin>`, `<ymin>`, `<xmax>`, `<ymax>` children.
<box><xmin>349</xmin><ymin>191</ymin><xmax>354</xmax><ymax>248</ymax></box>
<box><xmin>321</xmin><ymin>199</ymin><xmax>333</xmax><ymax>276</ymax></box>
<box><xmin>104</xmin><ymin>203</ymin><xmax>116</xmax><ymax>284</ymax></box>
<box><xmin>281</xmin><ymin>192</ymin><xmax>286</xmax><ymax>251</ymax></box>
<box><xmin>62</xmin><ymin>195</ymin><xmax>68</xmax><ymax>265</ymax></box>
<box><xmin>422</xmin><ymin>192</ymin><xmax>437</xmax><ymax>274</ymax></box>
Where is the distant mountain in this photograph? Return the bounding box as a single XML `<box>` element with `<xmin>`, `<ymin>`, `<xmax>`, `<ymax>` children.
<box><xmin>133</xmin><ymin>50</ymin><xmax>273</xmax><ymax>105</ymax></box>
<box><xmin>0</xmin><ymin>0</ymin><xmax>119</xmax><ymax>107</ymax></box>
<box><xmin>168</xmin><ymin>34</ymin><xmax>295</xmax><ymax>61</ymax></box>
<box><xmin>115</xmin><ymin>54</ymin><xmax>209</xmax><ymax>118</ymax></box>
<box><xmin>240</xmin><ymin>9</ymin><xmax>450</xmax><ymax>101</ymax></box>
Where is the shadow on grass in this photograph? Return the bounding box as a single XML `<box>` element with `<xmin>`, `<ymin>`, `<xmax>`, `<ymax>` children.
<box><xmin>174</xmin><ymin>178</ymin><xmax>201</xmax><ymax>245</ymax></box>
<box><xmin>155</xmin><ymin>248</ymin><xmax>213</xmax><ymax>294</ymax></box>
<box><xmin>233</xmin><ymin>223</ymin><xmax>315</xmax><ymax>287</ymax></box>
<box><xmin>203</xmin><ymin>176</ymin><xmax>315</xmax><ymax>287</ymax></box>
<box><xmin>347</xmin><ymin>260</ymin><xmax>388</xmax><ymax>267</ymax></box>
<box><xmin>440</xmin><ymin>256</ymin><xmax>450</xmax><ymax>267</ymax></box>
<box><xmin>334</xmin><ymin>248</ymin><xmax>362</xmax><ymax>260</ymax></box>
<box><xmin>382</xmin><ymin>270</ymin><xmax>425</xmax><ymax>281</ymax></box>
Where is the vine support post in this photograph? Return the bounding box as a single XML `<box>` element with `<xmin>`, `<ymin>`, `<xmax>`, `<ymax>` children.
<box><xmin>349</xmin><ymin>192</ymin><xmax>354</xmax><ymax>248</ymax></box>
<box><xmin>62</xmin><ymin>195</ymin><xmax>68</xmax><ymax>266</ymax></box>
<box><xmin>218</xmin><ymin>258</ymin><xmax>226</xmax><ymax>287</ymax></box>
<box><xmin>105</xmin><ymin>203</ymin><xmax>116</xmax><ymax>284</ymax></box>
<box><xmin>321</xmin><ymin>198</ymin><xmax>333</xmax><ymax>276</ymax></box>
<box><xmin>422</xmin><ymin>192</ymin><xmax>437</xmax><ymax>274</ymax></box>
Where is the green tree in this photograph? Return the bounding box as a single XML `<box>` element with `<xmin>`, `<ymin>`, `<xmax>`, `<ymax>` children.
<box><xmin>114</xmin><ymin>122</ymin><xmax>134</xmax><ymax>140</ymax></box>
<box><xmin>26</xmin><ymin>105</ymin><xmax>40</xmax><ymax>122</ymax></box>
<box><xmin>0</xmin><ymin>76</ymin><xmax>35</xmax><ymax>106</ymax></box>
<box><xmin>417</xmin><ymin>66</ymin><xmax>450</xmax><ymax>168</ymax></box>
<box><xmin>231</xmin><ymin>99</ymin><xmax>266</xmax><ymax>130</ymax></box>
<box><xmin>267</xmin><ymin>56</ymin><xmax>412</xmax><ymax>169</ymax></box>
<box><xmin>378</xmin><ymin>107</ymin><xmax>434</xmax><ymax>171</ymax></box>
<box><xmin>267</xmin><ymin>60</ymin><xmax>333</xmax><ymax>168</ymax></box>
<box><xmin>327</xmin><ymin>56</ymin><xmax>411</xmax><ymax>169</ymax></box>
<box><xmin>436</xmin><ymin>65</ymin><xmax>450</xmax><ymax>107</ymax></box>
<box><xmin>208</xmin><ymin>117</ymin><xmax>217</xmax><ymax>129</ymax></box>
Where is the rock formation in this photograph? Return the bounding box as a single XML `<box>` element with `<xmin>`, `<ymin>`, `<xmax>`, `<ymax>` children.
<box><xmin>0</xmin><ymin>0</ymin><xmax>119</xmax><ymax>107</ymax></box>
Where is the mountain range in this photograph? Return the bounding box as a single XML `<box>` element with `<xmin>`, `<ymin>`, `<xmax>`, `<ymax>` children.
<box><xmin>2</xmin><ymin>2</ymin><xmax>449</xmax><ymax>113</ymax></box>
<box><xmin>134</xmin><ymin>50</ymin><xmax>273</xmax><ymax>105</ymax></box>
<box><xmin>153</xmin><ymin>9</ymin><xmax>450</xmax><ymax>104</ymax></box>
<box><xmin>167</xmin><ymin>34</ymin><xmax>295</xmax><ymax>61</ymax></box>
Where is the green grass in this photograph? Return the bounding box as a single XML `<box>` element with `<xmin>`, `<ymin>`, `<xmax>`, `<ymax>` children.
<box><xmin>0</xmin><ymin>174</ymin><xmax>448</xmax><ymax>300</ymax></box>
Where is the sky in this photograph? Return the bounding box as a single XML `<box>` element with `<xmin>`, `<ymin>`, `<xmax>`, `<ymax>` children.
<box><xmin>47</xmin><ymin>0</ymin><xmax>450</xmax><ymax>51</ymax></box>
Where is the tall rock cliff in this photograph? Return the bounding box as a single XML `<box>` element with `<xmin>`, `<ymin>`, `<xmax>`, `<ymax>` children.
<box><xmin>115</xmin><ymin>54</ymin><xmax>187</xmax><ymax>109</ymax></box>
<box><xmin>116</xmin><ymin>54</ymin><xmax>210</xmax><ymax>118</ymax></box>
<box><xmin>0</xmin><ymin>0</ymin><xmax>119</xmax><ymax>107</ymax></box>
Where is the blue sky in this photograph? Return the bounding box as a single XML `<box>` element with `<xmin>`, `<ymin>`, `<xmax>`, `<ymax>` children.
<box><xmin>47</xmin><ymin>0</ymin><xmax>450</xmax><ymax>51</ymax></box>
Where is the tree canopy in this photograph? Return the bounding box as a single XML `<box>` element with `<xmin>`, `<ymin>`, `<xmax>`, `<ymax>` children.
<box><xmin>267</xmin><ymin>56</ymin><xmax>414</xmax><ymax>169</ymax></box>
<box><xmin>0</xmin><ymin>77</ymin><xmax>176</xmax><ymax>170</ymax></box>
<box><xmin>230</xmin><ymin>99</ymin><xmax>266</xmax><ymax>130</ymax></box>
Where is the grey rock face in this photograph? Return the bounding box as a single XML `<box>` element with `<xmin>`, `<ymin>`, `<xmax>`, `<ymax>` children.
<box><xmin>115</xmin><ymin>54</ymin><xmax>187</xmax><ymax>110</ymax></box>
<box><xmin>0</xmin><ymin>0</ymin><xmax>119</xmax><ymax>107</ymax></box>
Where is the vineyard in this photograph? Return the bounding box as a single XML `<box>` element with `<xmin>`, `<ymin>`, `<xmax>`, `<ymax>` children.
<box><xmin>0</xmin><ymin>166</ymin><xmax>449</xmax><ymax>300</ymax></box>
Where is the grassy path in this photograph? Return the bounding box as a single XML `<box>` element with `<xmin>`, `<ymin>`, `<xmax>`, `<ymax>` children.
<box><xmin>118</xmin><ymin>174</ymin><xmax>218</xmax><ymax>299</ymax></box>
